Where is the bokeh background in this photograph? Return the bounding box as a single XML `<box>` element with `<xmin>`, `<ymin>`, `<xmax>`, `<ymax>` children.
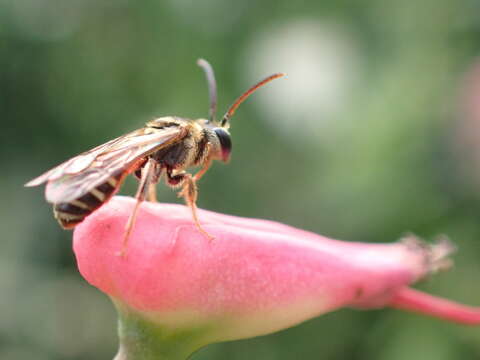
<box><xmin>2</xmin><ymin>0</ymin><xmax>480</xmax><ymax>359</ymax></box>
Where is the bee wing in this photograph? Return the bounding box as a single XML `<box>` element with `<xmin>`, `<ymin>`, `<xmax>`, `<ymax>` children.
<box><xmin>24</xmin><ymin>131</ymin><xmax>141</xmax><ymax>187</ymax></box>
<box><xmin>25</xmin><ymin>127</ymin><xmax>184</xmax><ymax>187</ymax></box>
<box><xmin>29</xmin><ymin>126</ymin><xmax>187</xmax><ymax>203</ymax></box>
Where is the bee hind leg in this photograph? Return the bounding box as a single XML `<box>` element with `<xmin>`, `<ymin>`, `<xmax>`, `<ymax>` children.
<box><xmin>147</xmin><ymin>183</ymin><xmax>157</xmax><ymax>202</ymax></box>
<box><xmin>147</xmin><ymin>166</ymin><xmax>163</xmax><ymax>202</ymax></box>
<box><xmin>118</xmin><ymin>158</ymin><xmax>159</xmax><ymax>257</ymax></box>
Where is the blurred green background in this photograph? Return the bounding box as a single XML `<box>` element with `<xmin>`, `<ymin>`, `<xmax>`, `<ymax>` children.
<box><xmin>2</xmin><ymin>0</ymin><xmax>480</xmax><ymax>359</ymax></box>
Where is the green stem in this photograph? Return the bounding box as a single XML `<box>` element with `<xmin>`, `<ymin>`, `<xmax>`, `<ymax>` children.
<box><xmin>112</xmin><ymin>300</ymin><xmax>211</xmax><ymax>360</ymax></box>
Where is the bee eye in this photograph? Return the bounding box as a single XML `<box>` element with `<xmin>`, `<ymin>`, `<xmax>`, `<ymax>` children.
<box><xmin>213</xmin><ymin>128</ymin><xmax>232</xmax><ymax>162</ymax></box>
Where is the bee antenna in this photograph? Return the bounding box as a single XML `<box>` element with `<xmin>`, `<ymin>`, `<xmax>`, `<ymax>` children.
<box><xmin>197</xmin><ymin>58</ymin><xmax>218</xmax><ymax>123</ymax></box>
<box><xmin>220</xmin><ymin>73</ymin><xmax>286</xmax><ymax>127</ymax></box>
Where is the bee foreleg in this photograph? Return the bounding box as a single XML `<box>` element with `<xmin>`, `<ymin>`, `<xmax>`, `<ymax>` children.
<box><xmin>193</xmin><ymin>147</ymin><xmax>213</xmax><ymax>182</ymax></box>
<box><xmin>118</xmin><ymin>158</ymin><xmax>158</xmax><ymax>257</ymax></box>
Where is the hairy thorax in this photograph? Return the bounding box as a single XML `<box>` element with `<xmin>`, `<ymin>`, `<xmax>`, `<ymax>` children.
<box><xmin>147</xmin><ymin>117</ymin><xmax>218</xmax><ymax>172</ymax></box>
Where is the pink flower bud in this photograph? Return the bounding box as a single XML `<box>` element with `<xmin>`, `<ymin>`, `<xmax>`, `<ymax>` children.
<box><xmin>73</xmin><ymin>196</ymin><xmax>480</xmax><ymax>358</ymax></box>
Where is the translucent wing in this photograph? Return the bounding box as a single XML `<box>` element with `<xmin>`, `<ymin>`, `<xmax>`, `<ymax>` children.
<box><xmin>26</xmin><ymin>126</ymin><xmax>187</xmax><ymax>203</ymax></box>
<box><xmin>25</xmin><ymin>136</ymin><xmax>123</xmax><ymax>187</ymax></box>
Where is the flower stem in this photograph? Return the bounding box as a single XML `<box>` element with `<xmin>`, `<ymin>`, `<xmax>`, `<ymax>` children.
<box><xmin>112</xmin><ymin>300</ymin><xmax>208</xmax><ymax>360</ymax></box>
<box><xmin>390</xmin><ymin>287</ymin><xmax>480</xmax><ymax>325</ymax></box>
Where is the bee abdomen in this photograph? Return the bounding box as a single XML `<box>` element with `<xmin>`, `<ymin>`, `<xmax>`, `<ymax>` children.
<box><xmin>54</xmin><ymin>176</ymin><xmax>120</xmax><ymax>229</ymax></box>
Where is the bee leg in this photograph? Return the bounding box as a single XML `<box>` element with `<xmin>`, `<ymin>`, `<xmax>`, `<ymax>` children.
<box><xmin>167</xmin><ymin>170</ymin><xmax>214</xmax><ymax>241</ymax></box>
<box><xmin>193</xmin><ymin>157</ymin><xmax>213</xmax><ymax>182</ymax></box>
<box><xmin>181</xmin><ymin>174</ymin><xmax>215</xmax><ymax>241</ymax></box>
<box><xmin>118</xmin><ymin>158</ymin><xmax>158</xmax><ymax>257</ymax></box>
<box><xmin>193</xmin><ymin>144</ymin><xmax>213</xmax><ymax>181</ymax></box>
<box><xmin>147</xmin><ymin>166</ymin><xmax>162</xmax><ymax>202</ymax></box>
<box><xmin>147</xmin><ymin>183</ymin><xmax>157</xmax><ymax>202</ymax></box>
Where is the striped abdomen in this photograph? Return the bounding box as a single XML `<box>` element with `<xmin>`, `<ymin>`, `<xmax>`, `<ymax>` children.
<box><xmin>53</xmin><ymin>175</ymin><xmax>122</xmax><ymax>229</ymax></box>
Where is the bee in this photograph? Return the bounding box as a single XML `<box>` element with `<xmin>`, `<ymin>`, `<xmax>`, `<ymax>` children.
<box><xmin>26</xmin><ymin>59</ymin><xmax>285</xmax><ymax>254</ymax></box>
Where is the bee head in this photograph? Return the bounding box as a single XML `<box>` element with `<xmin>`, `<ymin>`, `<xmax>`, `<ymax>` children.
<box><xmin>212</xmin><ymin>127</ymin><xmax>232</xmax><ymax>163</ymax></box>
